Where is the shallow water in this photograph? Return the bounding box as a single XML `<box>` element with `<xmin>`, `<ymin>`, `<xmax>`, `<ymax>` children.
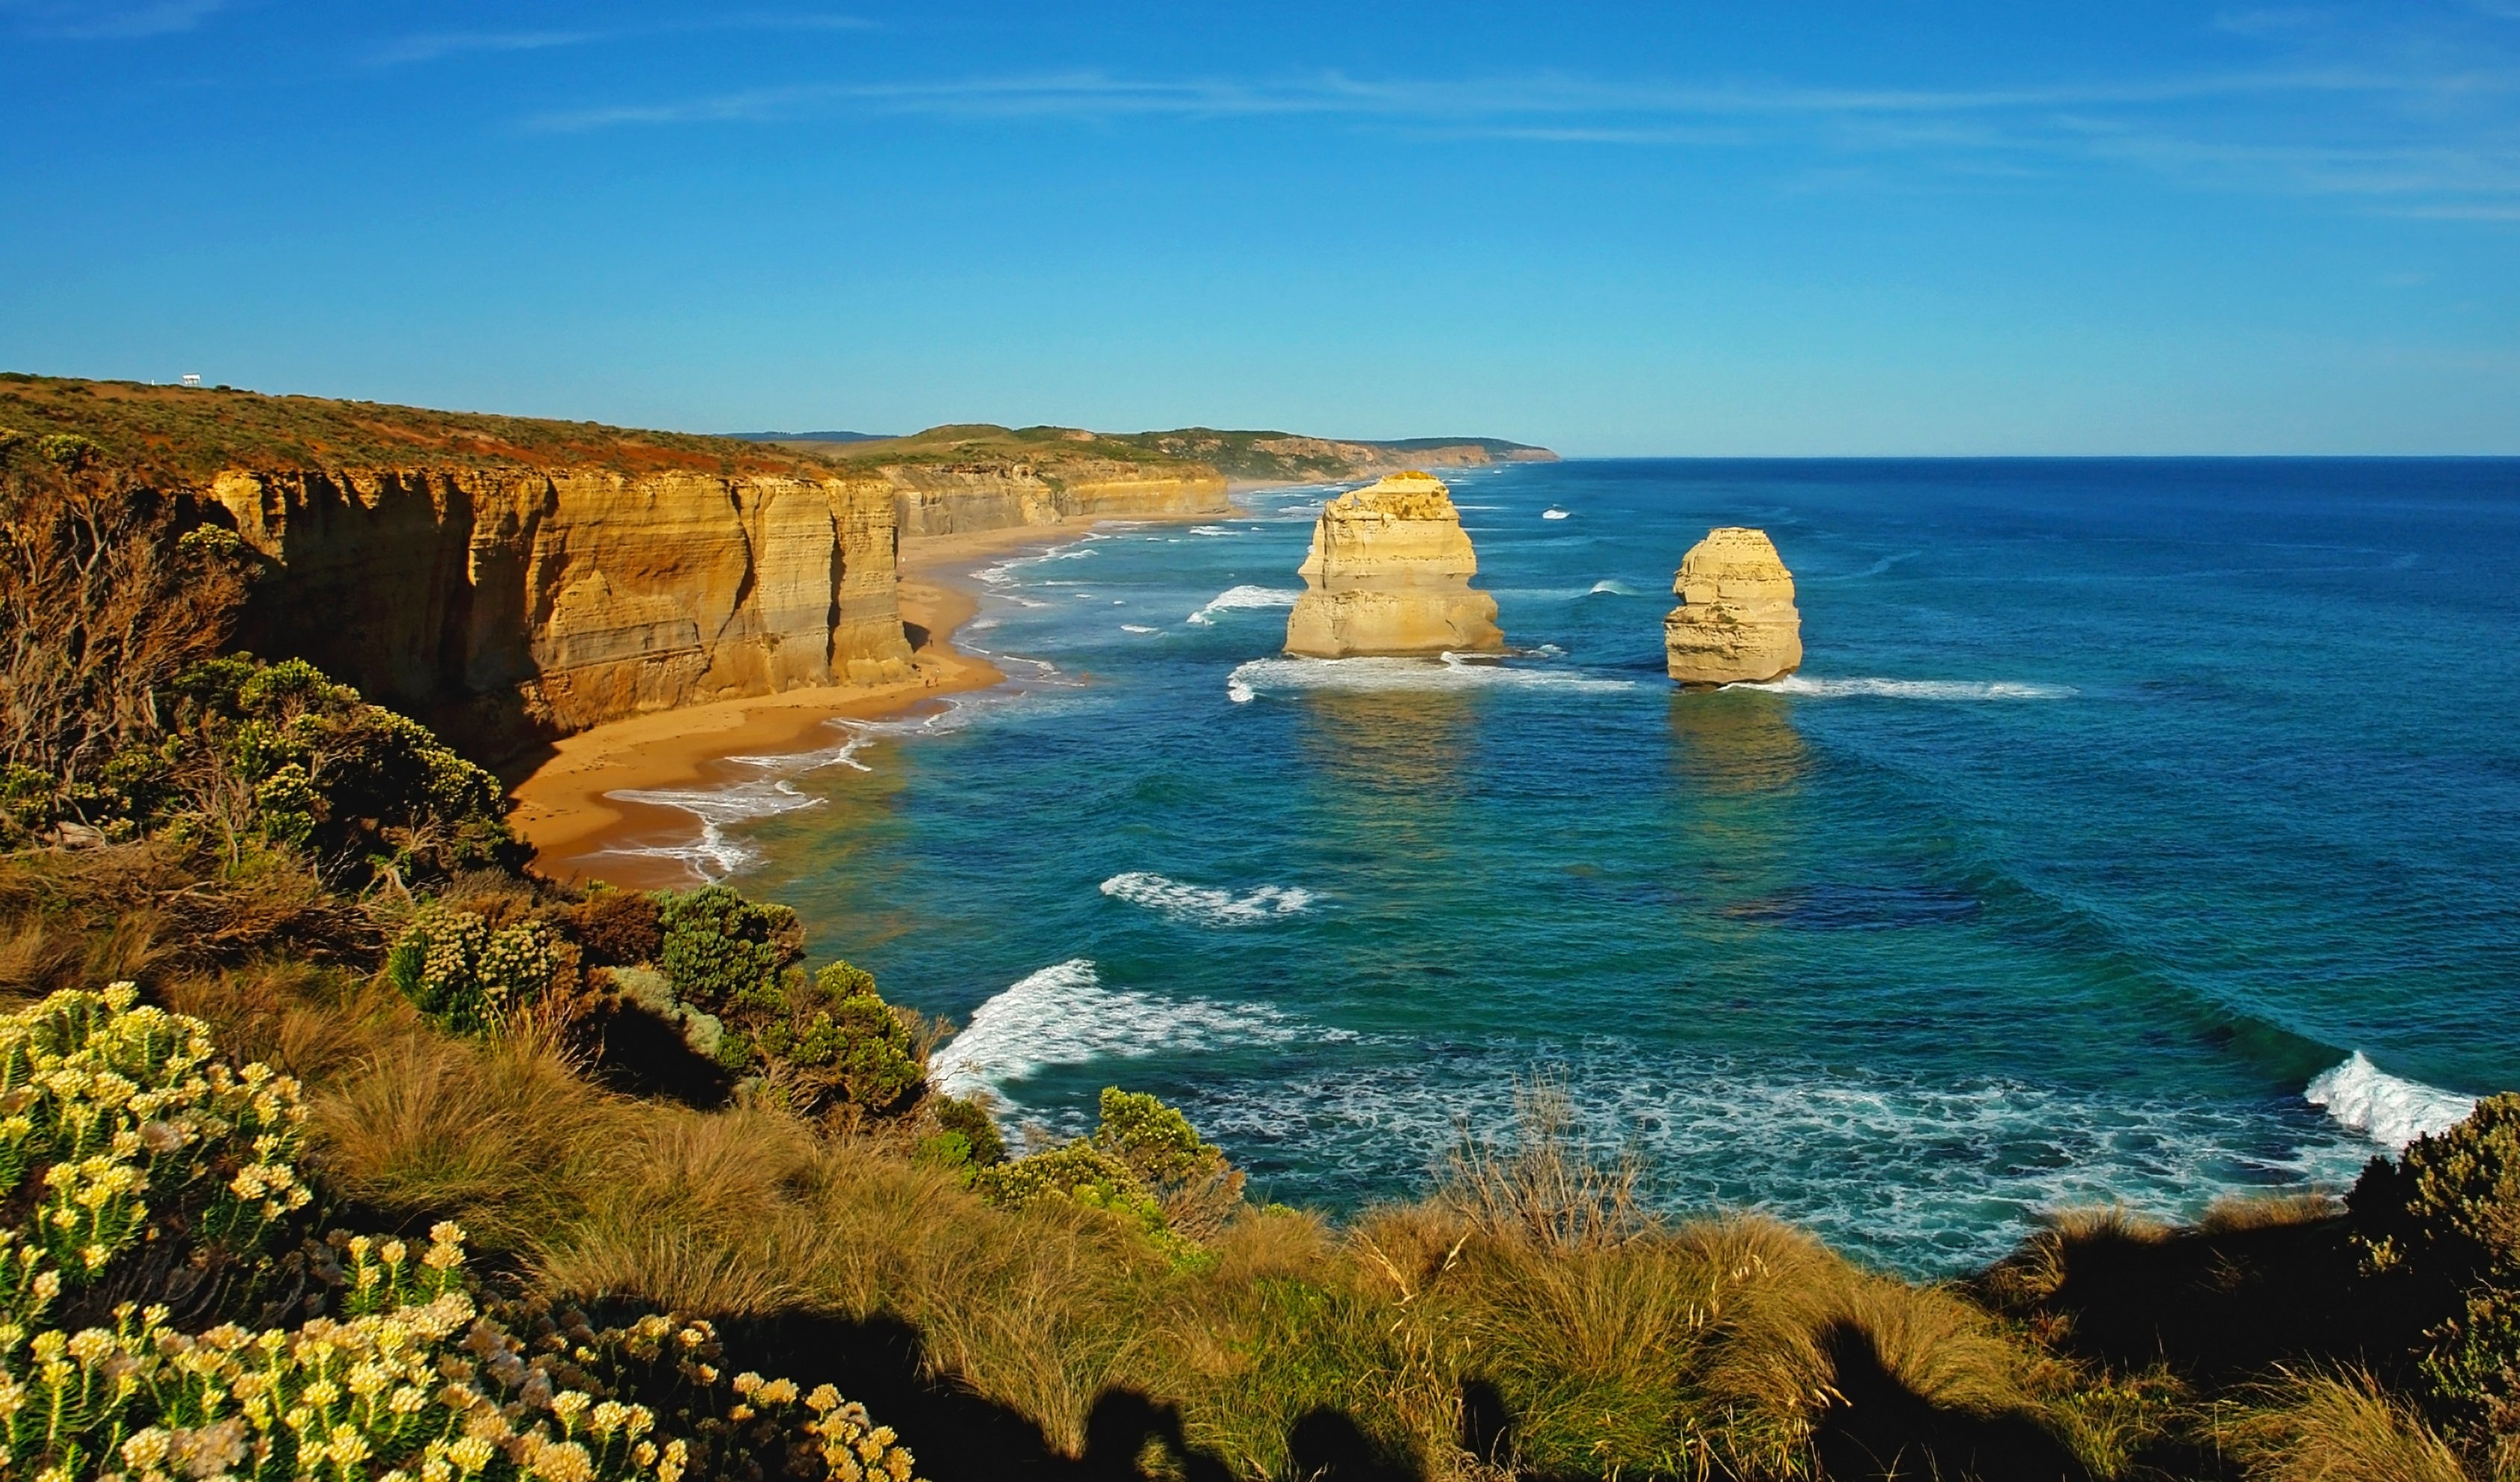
<box><xmin>645</xmin><ymin>459</ymin><xmax>2520</xmax><ymax>1271</ymax></box>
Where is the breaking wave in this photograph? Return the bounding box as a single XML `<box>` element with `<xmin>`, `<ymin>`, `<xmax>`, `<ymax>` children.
<box><xmin>927</xmin><ymin>959</ymin><xmax>1325</xmax><ymax>1100</ymax></box>
<box><xmin>1542</xmin><ymin>507</ymin><xmax>1571</xmax><ymax>520</ymax></box>
<box><xmin>1120</xmin><ymin>624</ymin><xmax>1160</xmax><ymax>634</ymax></box>
<box><xmin>1187</xmin><ymin>585</ymin><xmax>1303</xmax><ymax>625</ymax></box>
<box><xmin>1101</xmin><ymin>872</ymin><xmax>1315</xmax><ymax>926</ymax></box>
<box><xmin>2305</xmin><ymin>1053</ymin><xmax>2477</xmax><ymax>1151</ymax></box>
<box><xmin>1739</xmin><ymin>675</ymin><xmax>2079</xmax><ymax>701</ymax></box>
<box><xmin>1589</xmin><ymin>579</ymin><xmax>1642</xmax><ymax>597</ymax></box>
<box><xmin>1226</xmin><ymin>654</ymin><xmax>1639</xmax><ymax>704</ymax></box>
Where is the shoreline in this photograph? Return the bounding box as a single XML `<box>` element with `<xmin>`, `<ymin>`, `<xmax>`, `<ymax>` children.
<box><xmin>503</xmin><ymin>514</ymin><xmax>1139</xmax><ymax>890</ymax></box>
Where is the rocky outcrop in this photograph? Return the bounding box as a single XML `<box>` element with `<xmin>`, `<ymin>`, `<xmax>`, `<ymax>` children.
<box><xmin>1664</xmin><ymin>527</ymin><xmax>1802</xmax><ymax>686</ymax></box>
<box><xmin>208</xmin><ymin>467</ymin><xmax>913</xmax><ymax>758</ymax></box>
<box><xmin>1284</xmin><ymin>472</ymin><xmax>1503</xmax><ymax>657</ymax></box>
<box><xmin>887</xmin><ymin>460</ymin><xmax>1229</xmax><ymax>538</ymax></box>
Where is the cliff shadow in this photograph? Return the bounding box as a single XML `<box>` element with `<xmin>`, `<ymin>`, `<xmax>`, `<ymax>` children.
<box><xmin>1813</xmin><ymin>1321</ymin><xmax>2089</xmax><ymax>1482</ymax></box>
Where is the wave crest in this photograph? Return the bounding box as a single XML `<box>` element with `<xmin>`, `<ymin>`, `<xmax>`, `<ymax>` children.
<box><xmin>2305</xmin><ymin>1052</ymin><xmax>2477</xmax><ymax>1151</ymax></box>
<box><xmin>1187</xmin><ymin>586</ymin><xmax>1302</xmax><ymax>626</ymax></box>
<box><xmin>1739</xmin><ymin>675</ymin><xmax>2079</xmax><ymax>701</ymax></box>
<box><xmin>1227</xmin><ymin>654</ymin><xmax>1639</xmax><ymax>704</ymax></box>
<box><xmin>927</xmin><ymin>959</ymin><xmax>1314</xmax><ymax>1099</ymax></box>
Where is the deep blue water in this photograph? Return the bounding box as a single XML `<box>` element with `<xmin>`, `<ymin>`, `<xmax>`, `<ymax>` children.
<box><xmin>617</xmin><ymin>459</ymin><xmax>2520</xmax><ymax>1271</ymax></box>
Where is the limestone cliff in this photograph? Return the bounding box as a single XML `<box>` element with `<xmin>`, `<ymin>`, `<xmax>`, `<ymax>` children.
<box><xmin>1664</xmin><ymin>527</ymin><xmax>1802</xmax><ymax>687</ymax></box>
<box><xmin>209</xmin><ymin>468</ymin><xmax>913</xmax><ymax>757</ymax></box>
<box><xmin>1284</xmin><ymin>472</ymin><xmax>1504</xmax><ymax>657</ymax></box>
<box><xmin>885</xmin><ymin>459</ymin><xmax>1229</xmax><ymax>538</ymax></box>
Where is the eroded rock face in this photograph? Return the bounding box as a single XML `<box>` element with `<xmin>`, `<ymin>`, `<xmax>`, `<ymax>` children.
<box><xmin>888</xmin><ymin>460</ymin><xmax>1229</xmax><ymax>538</ymax></box>
<box><xmin>210</xmin><ymin>467</ymin><xmax>913</xmax><ymax>757</ymax></box>
<box><xmin>1664</xmin><ymin>527</ymin><xmax>1802</xmax><ymax>686</ymax></box>
<box><xmin>1284</xmin><ymin>472</ymin><xmax>1503</xmax><ymax>657</ymax></box>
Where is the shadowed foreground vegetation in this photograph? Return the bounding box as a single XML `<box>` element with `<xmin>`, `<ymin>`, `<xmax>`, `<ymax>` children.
<box><xmin>3</xmin><ymin>430</ymin><xmax>2514</xmax><ymax>1481</ymax></box>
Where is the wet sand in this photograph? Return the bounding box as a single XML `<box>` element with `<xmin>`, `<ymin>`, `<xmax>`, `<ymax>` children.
<box><xmin>504</xmin><ymin>518</ymin><xmax>1115</xmax><ymax>889</ymax></box>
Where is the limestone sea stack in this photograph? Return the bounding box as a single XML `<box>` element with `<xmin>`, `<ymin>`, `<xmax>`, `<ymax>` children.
<box><xmin>1284</xmin><ymin>471</ymin><xmax>1504</xmax><ymax>657</ymax></box>
<box><xmin>1664</xmin><ymin>527</ymin><xmax>1803</xmax><ymax>686</ymax></box>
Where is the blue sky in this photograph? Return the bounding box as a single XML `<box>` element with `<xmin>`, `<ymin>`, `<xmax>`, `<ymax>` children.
<box><xmin>2</xmin><ymin>1</ymin><xmax>2516</xmax><ymax>453</ymax></box>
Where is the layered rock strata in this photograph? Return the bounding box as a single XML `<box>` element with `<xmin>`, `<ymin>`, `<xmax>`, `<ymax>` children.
<box><xmin>208</xmin><ymin>468</ymin><xmax>913</xmax><ymax>758</ymax></box>
<box><xmin>888</xmin><ymin>460</ymin><xmax>1229</xmax><ymax>538</ymax></box>
<box><xmin>1664</xmin><ymin>527</ymin><xmax>1802</xmax><ymax>686</ymax></box>
<box><xmin>1283</xmin><ymin>472</ymin><xmax>1503</xmax><ymax>657</ymax></box>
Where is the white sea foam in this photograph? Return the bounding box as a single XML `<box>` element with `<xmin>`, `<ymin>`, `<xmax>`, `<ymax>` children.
<box><xmin>1191</xmin><ymin>525</ymin><xmax>1237</xmax><ymax>536</ymax></box>
<box><xmin>1187</xmin><ymin>585</ymin><xmax>1303</xmax><ymax>625</ymax></box>
<box><xmin>1120</xmin><ymin>624</ymin><xmax>1160</xmax><ymax>634</ymax></box>
<box><xmin>1100</xmin><ymin>872</ymin><xmax>1315</xmax><ymax>926</ymax></box>
<box><xmin>974</xmin><ymin>545</ymin><xmax>1096</xmax><ymax>586</ymax></box>
<box><xmin>1226</xmin><ymin>654</ymin><xmax>1639</xmax><ymax>704</ymax></box>
<box><xmin>1588</xmin><ymin>579</ymin><xmax>1642</xmax><ymax>597</ymax></box>
<box><xmin>2305</xmin><ymin>1053</ymin><xmax>2477</xmax><ymax>1151</ymax></box>
<box><xmin>1542</xmin><ymin>507</ymin><xmax>1571</xmax><ymax>520</ymax></box>
<box><xmin>927</xmin><ymin>959</ymin><xmax>1319</xmax><ymax>1099</ymax></box>
<box><xmin>1740</xmin><ymin>675</ymin><xmax>2079</xmax><ymax>701</ymax></box>
<box><xmin>1176</xmin><ymin>1042</ymin><xmax>2385</xmax><ymax>1272</ymax></box>
<box><xmin>593</xmin><ymin>697</ymin><xmax>1002</xmax><ymax>880</ymax></box>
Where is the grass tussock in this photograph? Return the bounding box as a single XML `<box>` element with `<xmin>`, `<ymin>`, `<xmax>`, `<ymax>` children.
<box><xmin>2237</xmin><ymin>1371</ymin><xmax>2477</xmax><ymax>1482</ymax></box>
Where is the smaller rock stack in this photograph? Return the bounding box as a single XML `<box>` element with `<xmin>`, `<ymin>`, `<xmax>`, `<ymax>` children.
<box><xmin>1285</xmin><ymin>472</ymin><xmax>1504</xmax><ymax>657</ymax></box>
<box><xmin>1665</xmin><ymin>527</ymin><xmax>1802</xmax><ymax>686</ymax></box>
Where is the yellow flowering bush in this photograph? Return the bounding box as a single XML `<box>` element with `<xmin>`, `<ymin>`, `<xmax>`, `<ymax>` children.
<box><xmin>0</xmin><ymin>987</ymin><xmax>922</xmax><ymax>1482</ymax></box>
<box><xmin>0</xmin><ymin>982</ymin><xmax>311</xmax><ymax>1309</ymax></box>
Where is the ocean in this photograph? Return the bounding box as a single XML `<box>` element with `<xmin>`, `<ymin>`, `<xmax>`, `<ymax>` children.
<box><xmin>606</xmin><ymin>459</ymin><xmax>2520</xmax><ymax>1273</ymax></box>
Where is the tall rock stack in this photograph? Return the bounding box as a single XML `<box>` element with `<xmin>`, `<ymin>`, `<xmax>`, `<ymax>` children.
<box><xmin>1284</xmin><ymin>472</ymin><xmax>1505</xmax><ymax>657</ymax></box>
<box><xmin>1664</xmin><ymin>527</ymin><xmax>1802</xmax><ymax>686</ymax></box>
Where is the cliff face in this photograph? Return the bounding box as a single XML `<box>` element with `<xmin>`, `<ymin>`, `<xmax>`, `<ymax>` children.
<box><xmin>1665</xmin><ymin>527</ymin><xmax>1802</xmax><ymax>687</ymax></box>
<box><xmin>1285</xmin><ymin>472</ymin><xmax>1504</xmax><ymax>657</ymax></box>
<box><xmin>886</xmin><ymin>460</ymin><xmax>1229</xmax><ymax>538</ymax></box>
<box><xmin>209</xmin><ymin>468</ymin><xmax>913</xmax><ymax>758</ymax></box>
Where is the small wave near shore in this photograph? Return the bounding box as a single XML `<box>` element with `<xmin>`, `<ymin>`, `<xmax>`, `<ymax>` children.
<box><xmin>1227</xmin><ymin>654</ymin><xmax>1639</xmax><ymax>704</ymax></box>
<box><xmin>1187</xmin><ymin>585</ymin><xmax>1301</xmax><ymax>625</ymax></box>
<box><xmin>1101</xmin><ymin>872</ymin><xmax>1315</xmax><ymax>926</ymax></box>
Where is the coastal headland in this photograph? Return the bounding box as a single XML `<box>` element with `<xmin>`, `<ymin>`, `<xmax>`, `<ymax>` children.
<box><xmin>0</xmin><ymin>374</ymin><xmax>1554</xmax><ymax>881</ymax></box>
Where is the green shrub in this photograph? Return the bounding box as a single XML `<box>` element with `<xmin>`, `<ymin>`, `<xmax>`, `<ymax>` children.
<box><xmin>971</xmin><ymin>1088</ymin><xmax>1244</xmax><ymax>1246</ymax></box>
<box><xmin>2352</xmin><ymin>1092</ymin><xmax>2520</xmax><ymax>1442</ymax></box>
<box><xmin>654</xmin><ymin>887</ymin><xmax>801</xmax><ymax>1009</ymax></box>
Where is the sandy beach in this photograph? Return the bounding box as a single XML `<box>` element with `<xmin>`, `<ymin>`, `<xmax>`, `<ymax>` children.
<box><xmin>503</xmin><ymin>516</ymin><xmax>1127</xmax><ymax>889</ymax></box>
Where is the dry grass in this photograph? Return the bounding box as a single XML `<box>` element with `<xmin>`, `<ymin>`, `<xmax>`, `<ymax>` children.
<box><xmin>2199</xmin><ymin>1192</ymin><xmax>2344</xmax><ymax>1235</ymax></box>
<box><xmin>2236</xmin><ymin>1371</ymin><xmax>2474</xmax><ymax>1482</ymax></box>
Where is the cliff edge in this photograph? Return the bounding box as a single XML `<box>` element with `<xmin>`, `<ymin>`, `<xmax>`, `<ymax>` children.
<box><xmin>1285</xmin><ymin>471</ymin><xmax>1504</xmax><ymax>657</ymax></box>
<box><xmin>1665</xmin><ymin>527</ymin><xmax>1802</xmax><ymax>686</ymax></box>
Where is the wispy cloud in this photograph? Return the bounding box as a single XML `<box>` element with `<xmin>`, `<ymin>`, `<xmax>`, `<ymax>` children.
<box><xmin>0</xmin><ymin>0</ymin><xmax>220</xmax><ymax>39</ymax></box>
<box><xmin>372</xmin><ymin>13</ymin><xmax>873</xmax><ymax>68</ymax></box>
<box><xmin>513</xmin><ymin>60</ymin><xmax>2520</xmax><ymax>222</ymax></box>
<box><xmin>522</xmin><ymin>66</ymin><xmax>2468</xmax><ymax>132</ymax></box>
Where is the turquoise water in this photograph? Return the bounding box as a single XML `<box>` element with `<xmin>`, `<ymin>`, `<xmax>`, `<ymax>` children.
<box><xmin>618</xmin><ymin>459</ymin><xmax>2520</xmax><ymax>1271</ymax></box>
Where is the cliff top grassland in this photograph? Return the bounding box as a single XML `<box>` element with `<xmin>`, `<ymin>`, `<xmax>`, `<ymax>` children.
<box><xmin>0</xmin><ymin>373</ymin><xmax>833</xmax><ymax>482</ymax></box>
<box><xmin>766</xmin><ymin>424</ymin><xmax>1557</xmax><ymax>486</ymax></box>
